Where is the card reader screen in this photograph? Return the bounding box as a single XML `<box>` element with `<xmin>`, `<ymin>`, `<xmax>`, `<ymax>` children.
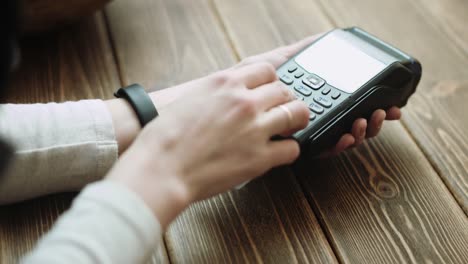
<box><xmin>295</xmin><ymin>32</ymin><xmax>387</xmax><ymax>93</ymax></box>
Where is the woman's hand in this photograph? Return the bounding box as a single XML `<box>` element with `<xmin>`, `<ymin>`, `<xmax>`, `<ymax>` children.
<box><xmin>108</xmin><ymin>63</ymin><xmax>309</xmax><ymax>228</ymax></box>
<box><xmin>107</xmin><ymin>35</ymin><xmax>403</xmax><ymax>228</ymax></box>
<box><xmin>107</xmin><ymin>34</ymin><xmax>401</xmax><ymax>157</ymax></box>
<box><xmin>229</xmin><ymin>35</ymin><xmax>402</xmax><ymax>156</ymax></box>
<box><xmin>147</xmin><ymin>34</ymin><xmax>401</xmax><ymax>157</ymax></box>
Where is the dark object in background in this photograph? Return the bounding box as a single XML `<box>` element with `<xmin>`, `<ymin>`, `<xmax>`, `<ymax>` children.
<box><xmin>0</xmin><ymin>0</ymin><xmax>17</xmax><ymax>174</ymax></box>
<box><xmin>21</xmin><ymin>0</ymin><xmax>112</xmax><ymax>34</ymax></box>
<box><xmin>0</xmin><ymin>0</ymin><xmax>19</xmax><ymax>91</ymax></box>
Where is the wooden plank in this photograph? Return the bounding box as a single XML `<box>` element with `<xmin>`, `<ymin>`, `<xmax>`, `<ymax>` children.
<box><xmin>166</xmin><ymin>168</ymin><xmax>337</xmax><ymax>263</ymax></box>
<box><xmin>411</xmin><ymin>0</ymin><xmax>468</xmax><ymax>56</ymax></box>
<box><xmin>105</xmin><ymin>0</ymin><xmax>337</xmax><ymax>262</ymax></box>
<box><xmin>408</xmin><ymin>0</ymin><xmax>468</xmax><ymax>215</ymax></box>
<box><xmin>0</xmin><ymin>13</ymin><xmax>120</xmax><ymax>263</ymax></box>
<box><xmin>104</xmin><ymin>0</ymin><xmax>235</xmax><ymax>90</ymax></box>
<box><xmin>0</xmin><ymin>194</ymin><xmax>75</xmax><ymax>264</ymax></box>
<box><xmin>214</xmin><ymin>0</ymin><xmax>468</xmax><ymax>262</ymax></box>
<box><xmin>214</xmin><ymin>0</ymin><xmax>333</xmax><ymax>57</ymax></box>
<box><xmin>298</xmin><ymin>123</ymin><xmax>468</xmax><ymax>263</ymax></box>
<box><xmin>3</xmin><ymin>13</ymin><xmax>119</xmax><ymax>103</ymax></box>
<box><xmin>316</xmin><ymin>0</ymin><xmax>468</xmax><ymax>214</ymax></box>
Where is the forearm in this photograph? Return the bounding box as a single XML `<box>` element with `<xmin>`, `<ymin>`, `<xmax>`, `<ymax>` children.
<box><xmin>23</xmin><ymin>180</ymin><xmax>162</xmax><ymax>264</ymax></box>
<box><xmin>0</xmin><ymin>85</ymin><xmax>184</xmax><ymax>204</ymax></box>
<box><xmin>0</xmin><ymin>100</ymin><xmax>118</xmax><ymax>204</ymax></box>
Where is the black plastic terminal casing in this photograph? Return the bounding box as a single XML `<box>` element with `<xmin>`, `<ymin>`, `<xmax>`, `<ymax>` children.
<box><xmin>276</xmin><ymin>27</ymin><xmax>422</xmax><ymax>155</ymax></box>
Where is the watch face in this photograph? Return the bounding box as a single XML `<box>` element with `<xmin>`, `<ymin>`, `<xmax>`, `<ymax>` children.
<box><xmin>295</xmin><ymin>32</ymin><xmax>387</xmax><ymax>93</ymax></box>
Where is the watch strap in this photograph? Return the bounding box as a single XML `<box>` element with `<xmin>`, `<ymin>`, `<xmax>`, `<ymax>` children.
<box><xmin>114</xmin><ymin>84</ymin><xmax>158</xmax><ymax>127</ymax></box>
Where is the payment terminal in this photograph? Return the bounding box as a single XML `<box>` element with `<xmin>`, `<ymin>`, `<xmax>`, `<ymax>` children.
<box><xmin>277</xmin><ymin>27</ymin><xmax>421</xmax><ymax>154</ymax></box>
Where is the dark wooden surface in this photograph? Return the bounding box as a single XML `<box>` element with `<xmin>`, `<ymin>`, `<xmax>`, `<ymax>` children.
<box><xmin>214</xmin><ymin>1</ymin><xmax>468</xmax><ymax>263</ymax></box>
<box><xmin>316</xmin><ymin>0</ymin><xmax>468</xmax><ymax>216</ymax></box>
<box><xmin>1</xmin><ymin>0</ymin><xmax>467</xmax><ymax>263</ymax></box>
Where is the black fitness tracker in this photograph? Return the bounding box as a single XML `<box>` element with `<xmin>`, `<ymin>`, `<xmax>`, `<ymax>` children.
<box><xmin>114</xmin><ymin>84</ymin><xmax>159</xmax><ymax>127</ymax></box>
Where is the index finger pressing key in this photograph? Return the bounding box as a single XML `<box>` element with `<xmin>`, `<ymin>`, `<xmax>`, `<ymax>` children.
<box><xmin>231</xmin><ymin>62</ymin><xmax>278</xmax><ymax>89</ymax></box>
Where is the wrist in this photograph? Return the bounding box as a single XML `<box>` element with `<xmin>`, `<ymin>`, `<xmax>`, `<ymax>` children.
<box><xmin>148</xmin><ymin>83</ymin><xmax>188</xmax><ymax>110</ymax></box>
<box><xmin>109</xmin><ymin>175</ymin><xmax>190</xmax><ymax>229</ymax></box>
<box><xmin>105</xmin><ymin>98</ymin><xmax>141</xmax><ymax>154</ymax></box>
<box><xmin>107</xmin><ymin>146</ymin><xmax>191</xmax><ymax>229</ymax></box>
<box><xmin>149</xmin><ymin>176</ymin><xmax>191</xmax><ymax>228</ymax></box>
<box><xmin>106</xmin><ymin>89</ymin><xmax>172</xmax><ymax>155</ymax></box>
<box><xmin>148</xmin><ymin>89</ymin><xmax>173</xmax><ymax>110</ymax></box>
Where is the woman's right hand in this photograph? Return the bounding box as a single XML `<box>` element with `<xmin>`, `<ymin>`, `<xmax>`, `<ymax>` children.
<box><xmin>107</xmin><ymin>62</ymin><xmax>309</xmax><ymax>228</ymax></box>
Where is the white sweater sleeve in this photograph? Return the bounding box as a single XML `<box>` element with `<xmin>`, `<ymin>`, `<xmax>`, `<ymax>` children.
<box><xmin>0</xmin><ymin>100</ymin><xmax>118</xmax><ymax>204</ymax></box>
<box><xmin>22</xmin><ymin>180</ymin><xmax>162</xmax><ymax>264</ymax></box>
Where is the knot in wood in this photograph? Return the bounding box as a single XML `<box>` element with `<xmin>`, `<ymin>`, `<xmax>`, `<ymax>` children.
<box><xmin>375</xmin><ymin>180</ymin><xmax>398</xmax><ymax>199</ymax></box>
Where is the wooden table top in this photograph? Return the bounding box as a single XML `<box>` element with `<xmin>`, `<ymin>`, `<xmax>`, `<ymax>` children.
<box><xmin>1</xmin><ymin>0</ymin><xmax>467</xmax><ymax>263</ymax></box>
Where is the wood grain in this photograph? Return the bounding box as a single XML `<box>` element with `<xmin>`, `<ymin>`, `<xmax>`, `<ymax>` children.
<box><xmin>104</xmin><ymin>0</ymin><xmax>235</xmax><ymax>90</ymax></box>
<box><xmin>214</xmin><ymin>0</ymin><xmax>468</xmax><ymax>262</ymax></box>
<box><xmin>21</xmin><ymin>0</ymin><xmax>112</xmax><ymax>34</ymax></box>
<box><xmin>298</xmin><ymin>123</ymin><xmax>468</xmax><ymax>263</ymax></box>
<box><xmin>166</xmin><ymin>168</ymin><xmax>337</xmax><ymax>263</ymax></box>
<box><xmin>3</xmin><ymin>13</ymin><xmax>119</xmax><ymax>103</ymax></box>
<box><xmin>213</xmin><ymin>0</ymin><xmax>333</xmax><ymax>57</ymax></box>
<box><xmin>411</xmin><ymin>0</ymin><xmax>468</xmax><ymax>56</ymax></box>
<box><xmin>0</xmin><ymin>13</ymin><xmax>120</xmax><ymax>263</ymax></box>
<box><xmin>0</xmin><ymin>193</ymin><xmax>75</xmax><ymax>263</ymax></box>
<box><xmin>105</xmin><ymin>0</ymin><xmax>336</xmax><ymax>262</ymax></box>
<box><xmin>408</xmin><ymin>0</ymin><xmax>468</xmax><ymax>214</ymax></box>
<box><xmin>315</xmin><ymin>0</ymin><xmax>468</xmax><ymax>213</ymax></box>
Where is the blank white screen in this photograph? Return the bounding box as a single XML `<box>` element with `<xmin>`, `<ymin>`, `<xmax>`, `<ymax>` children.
<box><xmin>295</xmin><ymin>33</ymin><xmax>387</xmax><ymax>93</ymax></box>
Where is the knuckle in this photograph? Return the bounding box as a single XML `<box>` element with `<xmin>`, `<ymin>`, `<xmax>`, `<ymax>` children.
<box><xmin>226</xmin><ymin>75</ymin><xmax>243</xmax><ymax>87</ymax></box>
<box><xmin>244</xmin><ymin>162</ymin><xmax>264</xmax><ymax>177</ymax></box>
<box><xmin>213</xmin><ymin>72</ymin><xmax>230</xmax><ymax>86</ymax></box>
<box><xmin>300</xmin><ymin>104</ymin><xmax>310</xmax><ymax>119</ymax></box>
<box><xmin>214</xmin><ymin>71</ymin><xmax>240</xmax><ymax>87</ymax></box>
<box><xmin>231</xmin><ymin>93</ymin><xmax>257</xmax><ymax>116</ymax></box>
<box><xmin>278</xmin><ymin>142</ymin><xmax>300</xmax><ymax>165</ymax></box>
<box><xmin>241</xmin><ymin>150</ymin><xmax>265</xmax><ymax>172</ymax></box>
<box><xmin>256</xmin><ymin>150</ymin><xmax>274</xmax><ymax>171</ymax></box>
<box><xmin>259</xmin><ymin>62</ymin><xmax>276</xmax><ymax>76</ymax></box>
<box><xmin>237</xmin><ymin>96</ymin><xmax>257</xmax><ymax>115</ymax></box>
<box><xmin>277</xmin><ymin>82</ymin><xmax>293</xmax><ymax>100</ymax></box>
<box><xmin>265</xmin><ymin>152</ymin><xmax>277</xmax><ymax>168</ymax></box>
<box><xmin>295</xmin><ymin>102</ymin><xmax>309</xmax><ymax>124</ymax></box>
<box><xmin>269</xmin><ymin>142</ymin><xmax>300</xmax><ymax>166</ymax></box>
<box><xmin>157</xmin><ymin>128</ymin><xmax>181</xmax><ymax>150</ymax></box>
<box><xmin>288</xmin><ymin>142</ymin><xmax>301</xmax><ymax>161</ymax></box>
<box><xmin>227</xmin><ymin>77</ymin><xmax>242</xmax><ymax>88</ymax></box>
